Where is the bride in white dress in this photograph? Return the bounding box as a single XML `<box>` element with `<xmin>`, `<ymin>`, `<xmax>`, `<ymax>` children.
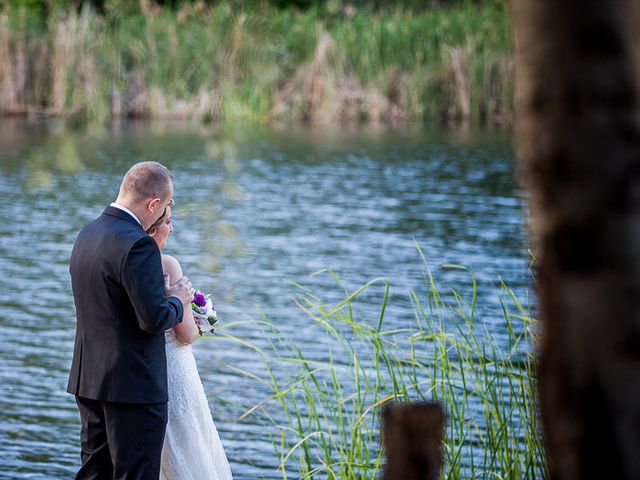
<box><xmin>148</xmin><ymin>206</ymin><xmax>233</xmax><ymax>480</ymax></box>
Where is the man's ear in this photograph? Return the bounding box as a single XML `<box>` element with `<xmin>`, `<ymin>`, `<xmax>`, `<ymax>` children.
<box><xmin>148</xmin><ymin>197</ymin><xmax>162</xmax><ymax>213</ymax></box>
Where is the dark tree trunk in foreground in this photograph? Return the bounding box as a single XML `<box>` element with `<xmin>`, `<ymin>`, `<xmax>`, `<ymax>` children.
<box><xmin>512</xmin><ymin>0</ymin><xmax>640</xmax><ymax>478</ymax></box>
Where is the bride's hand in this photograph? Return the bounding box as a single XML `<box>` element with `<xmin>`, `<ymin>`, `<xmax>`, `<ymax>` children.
<box><xmin>165</xmin><ymin>274</ymin><xmax>193</xmax><ymax>306</ymax></box>
<box><xmin>192</xmin><ymin>311</ymin><xmax>208</xmax><ymax>327</ymax></box>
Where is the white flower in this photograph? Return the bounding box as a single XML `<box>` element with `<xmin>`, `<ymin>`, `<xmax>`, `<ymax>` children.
<box><xmin>191</xmin><ymin>289</ymin><xmax>218</xmax><ymax>335</ymax></box>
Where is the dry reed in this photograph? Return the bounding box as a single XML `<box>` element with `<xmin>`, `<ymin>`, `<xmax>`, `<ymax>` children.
<box><xmin>0</xmin><ymin>2</ymin><xmax>513</xmax><ymax>125</ymax></box>
<box><xmin>51</xmin><ymin>11</ymin><xmax>77</xmax><ymax>114</ymax></box>
<box><xmin>0</xmin><ymin>14</ymin><xmax>18</xmax><ymax>112</ymax></box>
<box><xmin>445</xmin><ymin>47</ymin><xmax>471</xmax><ymax>121</ymax></box>
<box><xmin>272</xmin><ymin>31</ymin><xmax>394</xmax><ymax>124</ymax></box>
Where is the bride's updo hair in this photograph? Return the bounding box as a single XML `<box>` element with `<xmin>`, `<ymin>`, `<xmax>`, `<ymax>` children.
<box><xmin>146</xmin><ymin>204</ymin><xmax>171</xmax><ymax>236</ymax></box>
<box><xmin>119</xmin><ymin>161</ymin><xmax>173</xmax><ymax>202</ymax></box>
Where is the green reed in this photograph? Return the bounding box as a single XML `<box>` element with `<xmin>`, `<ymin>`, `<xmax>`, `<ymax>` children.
<box><xmin>218</xmin><ymin>246</ymin><xmax>547</xmax><ymax>479</ymax></box>
<box><xmin>1</xmin><ymin>1</ymin><xmax>512</xmax><ymax>124</ymax></box>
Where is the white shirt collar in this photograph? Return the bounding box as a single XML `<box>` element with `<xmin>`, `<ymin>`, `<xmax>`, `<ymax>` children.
<box><xmin>110</xmin><ymin>202</ymin><xmax>142</xmax><ymax>226</ymax></box>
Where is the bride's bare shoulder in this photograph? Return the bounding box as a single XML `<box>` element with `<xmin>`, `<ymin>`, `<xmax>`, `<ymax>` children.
<box><xmin>160</xmin><ymin>254</ymin><xmax>184</xmax><ymax>284</ymax></box>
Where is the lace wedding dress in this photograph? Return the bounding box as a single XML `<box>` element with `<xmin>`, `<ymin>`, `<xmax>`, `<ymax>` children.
<box><xmin>160</xmin><ymin>330</ymin><xmax>233</xmax><ymax>480</ymax></box>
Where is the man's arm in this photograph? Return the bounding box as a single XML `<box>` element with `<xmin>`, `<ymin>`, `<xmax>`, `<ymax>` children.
<box><xmin>122</xmin><ymin>235</ymin><xmax>184</xmax><ymax>334</ymax></box>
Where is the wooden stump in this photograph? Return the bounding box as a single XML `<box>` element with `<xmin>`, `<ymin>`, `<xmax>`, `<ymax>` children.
<box><xmin>382</xmin><ymin>402</ymin><xmax>445</xmax><ymax>480</ymax></box>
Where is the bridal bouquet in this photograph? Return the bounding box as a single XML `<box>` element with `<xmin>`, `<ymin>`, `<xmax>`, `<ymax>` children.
<box><xmin>192</xmin><ymin>290</ymin><xmax>218</xmax><ymax>335</ymax></box>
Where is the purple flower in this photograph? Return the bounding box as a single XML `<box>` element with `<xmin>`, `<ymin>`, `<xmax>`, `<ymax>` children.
<box><xmin>193</xmin><ymin>292</ymin><xmax>207</xmax><ymax>307</ymax></box>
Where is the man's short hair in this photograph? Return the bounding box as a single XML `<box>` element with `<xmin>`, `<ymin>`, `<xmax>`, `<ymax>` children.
<box><xmin>119</xmin><ymin>161</ymin><xmax>173</xmax><ymax>201</ymax></box>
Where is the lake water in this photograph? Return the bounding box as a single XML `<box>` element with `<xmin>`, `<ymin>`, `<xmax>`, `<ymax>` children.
<box><xmin>0</xmin><ymin>119</ymin><xmax>530</xmax><ymax>479</ymax></box>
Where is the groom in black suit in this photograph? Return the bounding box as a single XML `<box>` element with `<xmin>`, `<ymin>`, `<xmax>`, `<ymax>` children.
<box><xmin>68</xmin><ymin>161</ymin><xmax>193</xmax><ymax>479</ymax></box>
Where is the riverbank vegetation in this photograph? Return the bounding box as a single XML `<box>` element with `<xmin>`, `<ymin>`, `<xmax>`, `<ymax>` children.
<box><xmin>0</xmin><ymin>0</ymin><xmax>512</xmax><ymax>125</ymax></box>
<box><xmin>218</xmin><ymin>250</ymin><xmax>546</xmax><ymax>478</ymax></box>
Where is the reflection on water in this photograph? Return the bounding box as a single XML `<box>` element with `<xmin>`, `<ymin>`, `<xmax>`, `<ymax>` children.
<box><xmin>0</xmin><ymin>119</ymin><xmax>528</xmax><ymax>479</ymax></box>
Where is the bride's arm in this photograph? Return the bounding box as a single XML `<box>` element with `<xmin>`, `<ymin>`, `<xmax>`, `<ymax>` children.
<box><xmin>161</xmin><ymin>254</ymin><xmax>199</xmax><ymax>344</ymax></box>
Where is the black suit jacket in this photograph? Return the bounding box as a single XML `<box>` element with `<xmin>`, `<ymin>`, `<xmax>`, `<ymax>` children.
<box><xmin>67</xmin><ymin>206</ymin><xmax>184</xmax><ymax>404</ymax></box>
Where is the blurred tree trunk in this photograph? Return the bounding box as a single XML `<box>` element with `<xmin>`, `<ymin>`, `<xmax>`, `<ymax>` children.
<box><xmin>511</xmin><ymin>0</ymin><xmax>640</xmax><ymax>478</ymax></box>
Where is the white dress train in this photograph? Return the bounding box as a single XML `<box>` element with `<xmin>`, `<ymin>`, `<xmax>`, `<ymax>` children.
<box><xmin>160</xmin><ymin>330</ymin><xmax>233</xmax><ymax>480</ymax></box>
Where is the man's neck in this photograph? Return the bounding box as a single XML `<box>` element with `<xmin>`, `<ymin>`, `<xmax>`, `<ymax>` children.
<box><xmin>111</xmin><ymin>201</ymin><xmax>144</xmax><ymax>227</ymax></box>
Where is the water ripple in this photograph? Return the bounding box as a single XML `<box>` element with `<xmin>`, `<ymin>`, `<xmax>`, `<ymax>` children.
<box><xmin>0</xmin><ymin>121</ymin><xmax>528</xmax><ymax>479</ymax></box>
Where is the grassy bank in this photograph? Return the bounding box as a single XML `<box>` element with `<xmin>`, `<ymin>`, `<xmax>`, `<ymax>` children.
<box><xmin>217</xmin><ymin>249</ymin><xmax>546</xmax><ymax>478</ymax></box>
<box><xmin>0</xmin><ymin>1</ymin><xmax>512</xmax><ymax>125</ymax></box>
